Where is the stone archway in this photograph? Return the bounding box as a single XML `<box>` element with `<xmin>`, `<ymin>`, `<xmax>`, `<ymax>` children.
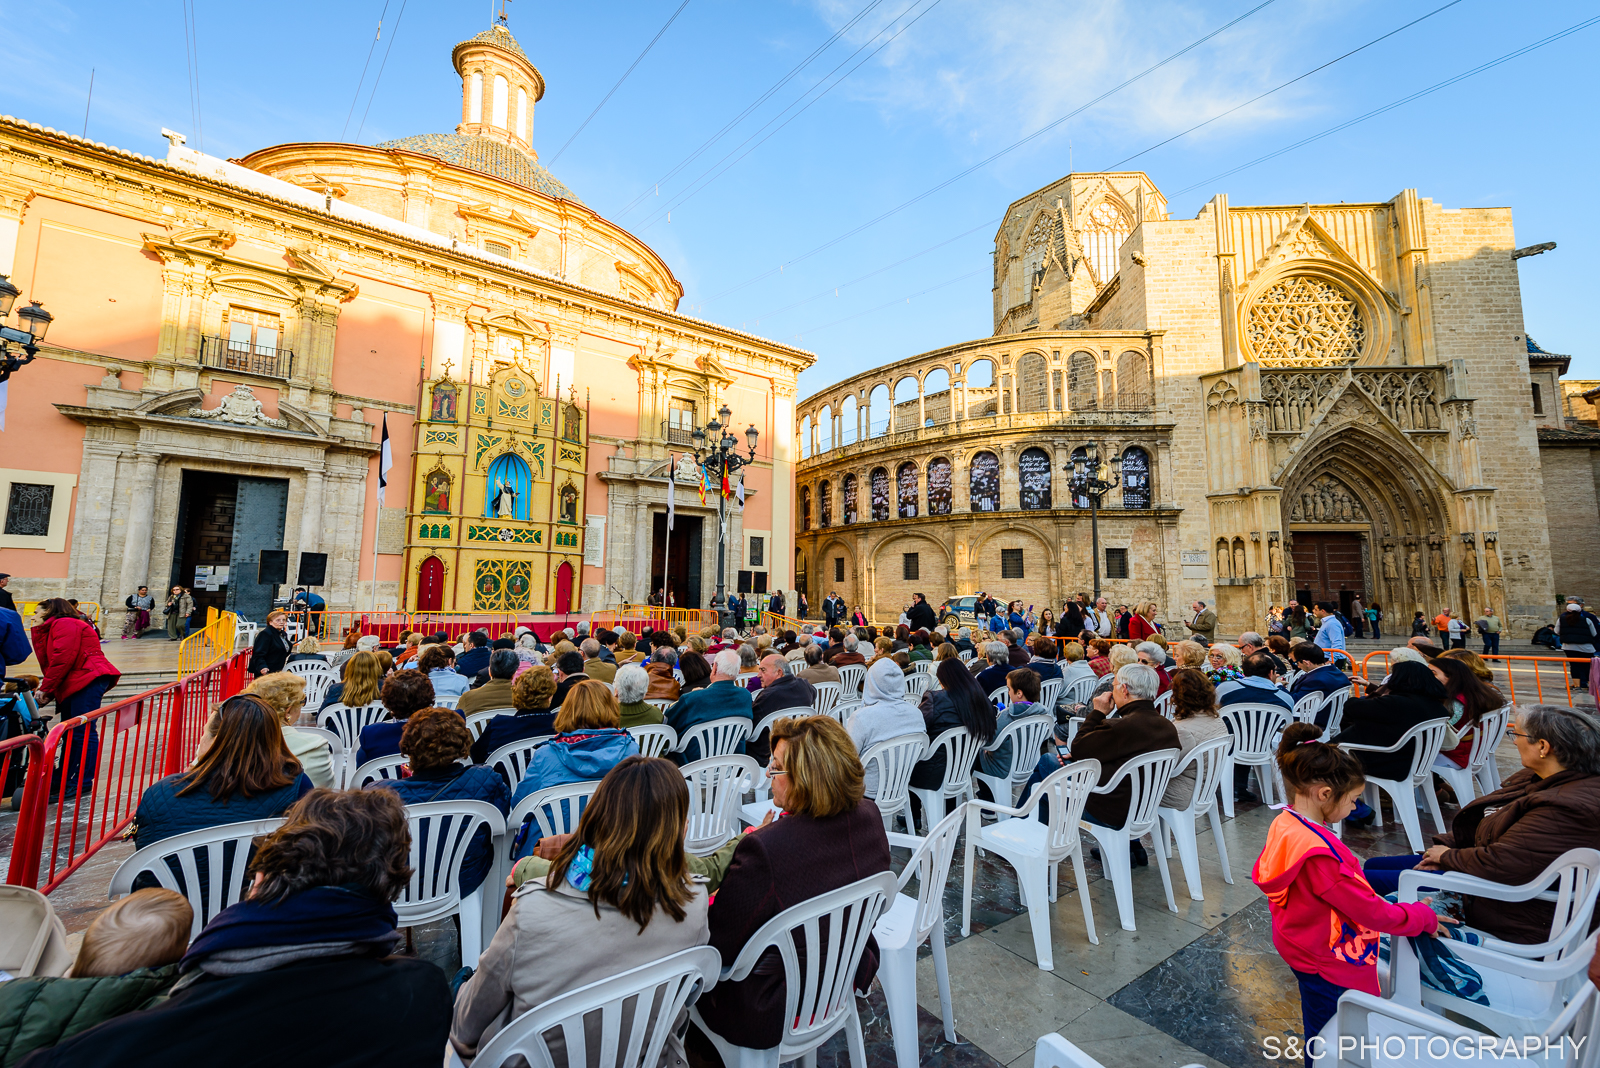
<box><xmin>1279</xmin><ymin>422</ymin><xmax>1455</xmax><ymax>619</ymax></box>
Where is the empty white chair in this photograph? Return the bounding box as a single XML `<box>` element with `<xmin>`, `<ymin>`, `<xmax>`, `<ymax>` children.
<box><xmin>1038</xmin><ymin>678</ymin><xmax>1063</xmax><ymax>713</ymax></box>
<box><xmin>957</xmin><ymin>650</ymin><xmax>976</xmax><ymax>664</ymax></box>
<box><xmin>449</xmin><ymin>946</ymin><xmax>724</xmax><ymax>1068</ymax></box>
<box><xmin>1061</xmin><ymin>675</ymin><xmax>1097</xmax><ymax>710</ymax></box>
<box><xmin>962</xmin><ymin>759</ymin><xmax>1102</xmax><ymax>966</ymax></box>
<box><xmin>971</xmin><ymin>714</ymin><xmax>1056</xmax><ymax>807</ymax></box>
<box><xmin>690</xmin><ymin>873</ymin><xmax>897</xmax><ymax>1068</ymax></box>
<box><xmin>465</xmin><ymin>707</ymin><xmax>513</xmax><ymax>740</ymax></box>
<box><xmin>1079</xmin><ymin>748</ymin><xmax>1181</xmax><ymax>932</ymax></box>
<box><xmin>433</xmin><ymin>693</ymin><xmax>462</xmax><ymax>710</ymax></box>
<box><xmin>1321</xmin><ymin>685</ymin><xmax>1353</xmax><ymax>736</ymax></box>
<box><xmin>860</xmin><ymin>733</ymin><xmax>928</xmax><ymax>832</ymax></box>
<box><xmin>627</xmin><ymin>722</ymin><xmax>678</xmax><ymax>758</ymax></box>
<box><xmin>292</xmin><ymin>725</ymin><xmax>346</xmax><ymax>789</ymax></box>
<box><xmin>110</xmin><ymin>818</ymin><xmax>285</xmax><ymax>939</ymax></box>
<box><xmin>1153</xmin><ymin>691</ymin><xmax>1175</xmax><ymax>719</ymax></box>
<box><xmin>904</xmin><ymin>672</ymin><xmax>932</xmax><ymax>698</ymax></box>
<box><xmin>837</xmin><ymin>664</ymin><xmax>865</xmax><ymax>695</ymax></box>
<box><xmin>1291</xmin><ymin>690</ymin><xmax>1324</xmax><ymax>726</ymax></box>
<box><xmin>318</xmin><ymin>700</ymin><xmax>389</xmax><ymax>751</ymax></box>
<box><xmin>1338</xmin><ymin>718</ymin><xmax>1451</xmax><ymax>852</ymax></box>
<box><xmin>680</xmin><ymin>755</ymin><xmax>760</xmax><ymax>856</ymax></box>
<box><xmin>876</xmin><ymin>809</ymin><xmax>963</xmax><ymax>1068</ymax></box>
<box><xmin>1154</xmin><ymin>734</ymin><xmax>1235</xmax><ymax>901</ymax></box>
<box><xmin>1218</xmin><ymin>702</ymin><xmax>1293</xmax><ymax>814</ymax></box>
<box><xmin>1432</xmin><ymin>702</ymin><xmax>1511</xmax><ymax>805</ymax></box>
<box><xmin>395</xmin><ymin>800</ymin><xmax>506</xmax><ymax>967</ymax></box>
<box><xmin>350</xmin><ymin>754</ymin><xmax>409</xmax><ymax>789</ymax></box>
<box><xmin>908</xmin><ymin>726</ymin><xmax>982</xmax><ymax>836</ymax></box>
<box><xmin>485</xmin><ymin>737</ymin><xmax>549</xmax><ymax>790</ymax></box>
<box><xmin>812</xmin><ymin>681</ymin><xmax>843</xmax><ymax>716</ymax></box>
<box><xmin>676</xmin><ymin>716</ymin><xmax>751</xmax><ymax>761</ymax></box>
<box><xmin>1391</xmin><ymin>848</ymin><xmax>1600</xmax><ymax>1042</ymax></box>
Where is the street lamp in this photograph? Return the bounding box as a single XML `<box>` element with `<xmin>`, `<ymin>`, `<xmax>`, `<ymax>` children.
<box><xmin>0</xmin><ymin>275</ymin><xmax>53</xmax><ymax>383</ymax></box>
<box><xmin>1065</xmin><ymin>442</ymin><xmax>1122</xmax><ymax>600</ymax></box>
<box><xmin>690</xmin><ymin>404</ymin><xmax>760</xmax><ymax>629</ymax></box>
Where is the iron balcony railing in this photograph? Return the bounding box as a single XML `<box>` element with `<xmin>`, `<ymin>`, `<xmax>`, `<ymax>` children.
<box><xmin>199</xmin><ymin>335</ymin><xmax>295</xmax><ymax>379</ymax></box>
<box><xmin>661</xmin><ymin>422</ymin><xmax>696</xmax><ymax>446</ymax></box>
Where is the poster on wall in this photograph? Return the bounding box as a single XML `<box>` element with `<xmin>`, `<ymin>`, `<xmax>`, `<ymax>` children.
<box><xmin>194</xmin><ymin>566</ymin><xmax>211</xmax><ymax>588</ymax></box>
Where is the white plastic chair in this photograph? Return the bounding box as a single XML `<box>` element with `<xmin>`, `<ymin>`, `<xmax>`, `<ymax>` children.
<box><xmin>110</xmin><ymin>818</ymin><xmax>286</xmax><ymax>938</ymax></box>
<box><xmin>812</xmin><ymin>681</ymin><xmax>843</xmax><ymax>716</ymax></box>
<box><xmin>1061</xmin><ymin>675</ymin><xmax>1097</xmax><ymax>709</ymax></box>
<box><xmin>1291</xmin><ymin>690</ymin><xmax>1324</xmax><ymax>726</ymax></box>
<box><xmin>645</xmin><ymin>697</ymin><xmax>674</xmax><ymax>714</ymax></box>
<box><xmin>1033</xmin><ymin>1033</ymin><xmax>1208</xmax><ymax>1068</ymax></box>
<box><xmin>1154</xmin><ymin>734</ymin><xmax>1235</xmax><ymax>901</ymax></box>
<box><xmin>350</xmin><ymin>753</ymin><xmax>409</xmax><ymax>788</ymax></box>
<box><xmin>318</xmin><ymin>701</ymin><xmax>390</xmax><ymax>751</ymax></box>
<box><xmin>627</xmin><ymin>723</ymin><xmax>678</xmax><ymax>758</ymax></box>
<box><xmin>987</xmin><ymin>685</ymin><xmax>1008</xmax><ymax>708</ymax></box>
<box><xmin>829</xmin><ymin>700</ymin><xmax>861</xmax><ymax>727</ymax></box>
<box><xmin>837</xmin><ymin>664</ymin><xmax>865</xmax><ymax>695</ymax></box>
<box><xmin>962</xmin><ymin>759</ymin><xmax>1102</xmax><ymax>966</ymax></box>
<box><xmin>446</xmin><ymin>946</ymin><xmax>724</xmax><ymax>1068</ymax></box>
<box><xmin>1313</xmin><ymin>986</ymin><xmax>1598</xmax><ymax>1068</ymax></box>
<box><xmin>971</xmin><ymin>714</ymin><xmax>1056</xmax><ymax>807</ymax></box>
<box><xmin>395</xmin><ymin>800</ymin><xmax>506</xmax><ymax>967</ymax></box>
<box><xmin>1321</xmin><ymin>685</ymin><xmax>1353</xmax><ymax>736</ymax></box>
<box><xmin>486</xmin><ymin>737</ymin><xmax>550</xmax><ymax>790</ymax></box>
<box><xmin>1218</xmin><ymin>702</ymin><xmax>1292</xmax><ymax>814</ymax></box>
<box><xmin>1079</xmin><ymin>748</ymin><xmax>1181</xmax><ymax>932</ymax></box>
<box><xmin>1038</xmin><ymin>678</ymin><xmax>1062</xmax><ymax>712</ymax></box>
<box><xmin>1392</xmin><ymin>848</ymin><xmax>1600</xmax><ymax>1042</ymax></box>
<box><xmin>908</xmin><ymin>727</ymin><xmax>982</xmax><ymax>836</ymax></box>
<box><xmin>433</xmin><ymin>693</ymin><xmax>462</xmax><ymax>710</ymax></box>
<box><xmin>1432</xmin><ymin>703</ymin><xmax>1511</xmax><ymax>805</ymax></box>
<box><xmin>676</xmin><ymin>716</ymin><xmax>751</xmax><ymax>761</ymax></box>
<box><xmin>465</xmin><ymin>707</ymin><xmax>513</xmax><ymax>740</ymax></box>
<box><xmin>1338</xmin><ymin>718</ymin><xmax>1450</xmax><ymax>851</ymax></box>
<box><xmin>292</xmin><ymin>725</ymin><xmax>346</xmax><ymax>790</ymax></box>
<box><xmin>1153</xmin><ymin>691</ymin><xmax>1174</xmax><ymax>719</ymax></box>
<box><xmin>680</xmin><ymin>755</ymin><xmax>760</xmax><ymax>856</ymax></box>
<box><xmin>913</xmin><ymin>659</ymin><xmax>938</xmax><ymax>676</ymax></box>
<box><xmin>958</xmin><ymin>650</ymin><xmax>976</xmax><ymax>664</ymax></box>
<box><xmin>861</xmin><ymin>733</ymin><xmax>928</xmax><ymax>832</ymax></box>
<box><xmin>284</xmin><ymin>660</ymin><xmax>337</xmax><ymax>711</ymax></box>
<box><xmin>507</xmin><ymin>780</ymin><xmax>601</xmax><ymax>849</ymax></box>
<box><xmin>690</xmin><ymin>873</ymin><xmax>897</xmax><ymax>1068</ymax></box>
<box><xmin>904</xmin><ymin>673</ymin><xmax>932</xmax><ymax>698</ymax></box>
<box><xmin>877</xmin><ymin>809</ymin><xmax>963</xmax><ymax>1068</ymax></box>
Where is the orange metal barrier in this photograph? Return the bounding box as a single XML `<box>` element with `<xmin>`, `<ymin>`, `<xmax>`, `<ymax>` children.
<box><xmin>5</xmin><ymin>650</ymin><xmax>250</xmax><ymax>893</ymax></box>
<box><xmin>1359</xmin><ymin>649</ymin><xmax>1592</xmax><ymax>707</ymax></box>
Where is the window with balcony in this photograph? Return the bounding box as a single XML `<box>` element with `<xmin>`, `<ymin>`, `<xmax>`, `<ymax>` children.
<box><xmin>665</xmin><ymin>399</ymin><xmax>697</xmax><ymax>445</ymax></box>
<box><xmin>203</xmin><ymin>308</ymin><xmax>293</xmax><ymax>378</ymax></box>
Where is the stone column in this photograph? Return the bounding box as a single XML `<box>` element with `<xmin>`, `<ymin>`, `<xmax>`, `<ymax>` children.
<box><xmin>953</xmin><ymin>454</ymin><xmax>971</xmax><ymax>513</ymax></box>
<box><xmin>116</xmin><ymin>454</ymin><xmax>161</xmax><ymax>622</ymax></box>
<box><xmin>299</xmin><ymin>466</ymin><xmax>326</xmax><ymax>557</ymax></box>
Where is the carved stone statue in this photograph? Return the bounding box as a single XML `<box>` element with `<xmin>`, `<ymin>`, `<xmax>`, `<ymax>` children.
<box><xmin>1429</xmin><ymin>542</ymin><xmax>1446</xmax><ymax>580</ymax></box>
<box><xmin>1269</xmin><ymin>541</ymin><xmax>1285</xmax><ymax>576</ymax></box>
<box><xmin>1233</xmin><ymin>543</ymin><xmax>1247</xmax><ymax>579</ymax></box>
<box><xmin>1485</xmin><ymin>545</ymin><xmax>1502</xmax><ymax>579</ymax></box>
<box><xmin>491</xmin><ymin>480</ymin><xmax>519</xmax><ymax>519</ymax></box>
<box><xmin>673</xmin><ymin>453</ymin><xmax>703</xmax><ymax>484</ymax></box>
<box><xmin>1382</xmin><ymin>547</ymin><xmax>1398</xmax><ymax>581</ymax></box>
<box><xmin>1217</xmin><ymin>542</ymin><xmax>1231</xmax><ymax>580</ymax></box>
<box><xmin>1462</xmin><ymin>547</ymin><xmax>1479</xmax><ymax>580</ymax></box>
<box><xmin>1406</xmin><ymin>548</ymin><xmax>1421</xmax><ymax>581</ymax></box>
<box><xmin>187</xmin><ymin>384</ymin><xmax>289</xmax><ymax>429</ymax></box>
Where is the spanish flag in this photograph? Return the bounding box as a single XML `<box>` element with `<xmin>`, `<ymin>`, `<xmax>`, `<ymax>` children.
<box><xmin>721</xmin><ymin>470</ymin><xmax>732</xmax><ymax>500</ymax></box>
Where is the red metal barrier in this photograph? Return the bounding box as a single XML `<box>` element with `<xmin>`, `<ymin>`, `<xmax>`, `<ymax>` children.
<box><xmin>5</xmin><ymin>650</ymin><xmax>249</xmax><ymax>892</ymax></box>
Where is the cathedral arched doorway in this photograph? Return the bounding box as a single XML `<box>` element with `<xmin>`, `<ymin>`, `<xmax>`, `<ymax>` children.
<box><xmin>554</xmin><ymin>562</ymin><xmax>574</xmax><ymax>615</ymax></box>
<box><xmin>1279</xmin><ymin>424</ymin><xmax>1457</xmax><ymax>619</ymax></box>
<box><xmin>417</xmin><ymin>556</ymin><xmax>445</xmax><ymax>611</ymax></box>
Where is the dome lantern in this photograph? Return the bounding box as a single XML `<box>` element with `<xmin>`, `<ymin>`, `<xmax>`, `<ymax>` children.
<box><xmin>451</xmin><ymin>22</ymin><xmax>545</xmax><ymax>155</ymax></box>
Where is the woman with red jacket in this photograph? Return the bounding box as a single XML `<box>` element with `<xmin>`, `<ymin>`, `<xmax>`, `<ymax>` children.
<box><xmin>31</xmin><ymin>598</ymin><xmax>120</xmax><ymax>799</ymax></box>
<box><xmin>1127</xmin><ymin>602</ymin><xmax>1162</xmax><ymax>642</ymax></box>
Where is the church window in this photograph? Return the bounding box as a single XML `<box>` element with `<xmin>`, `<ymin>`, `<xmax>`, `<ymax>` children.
<box><xmin>1121</xmin><ymin>448</ymin><xmax>1151</xmax><ymax>508</ymax></box>
<box><xmin>1001</xmin><ymin>549</ymin><xmax>1024</xmax><ymax>580</ymax></box>
<box><xmin>1246</xmin><ymin>276</ymin><xmax>1365</xmax><ymax>367</ymax></box>
<box><xmin>902</xmin><ymin>553</ymin><xmax>920</xmax><ymax>581</ymax></box>
<box><xmin>469</xmin><ymin>72</ymin><xmax>483</xmax><ymax>123</ymax></box>
<box><xmin>516</xmin><ymin>86</ymin><xmax>528</xmax><ymax>141</ymax></box>
<box><xmin>3</xmin><ymin>483</ymin><xmax>53</xmax><ymax>537</ymax></box>
<box><xmin>818</xmin><ymin>481</ymin><xmax>832</xmax><ymax>527</ymax></box>
<box><xmin>896</xmin><ymin>462</ymin><xmax>918</xmax><ymax>519</ymax></box>
<box><xmin>1018</xmin><ymin>448</ymin><xmax>1052</xmax><ymax>510</ymax></box>
<box><xmin>667</xmin><ymin>399</ymin><xmax>696</xmax><ymax>445</ymax></box>
<box><xmin>1080</xmin><ymin>200</ymin><xmax>1132</xmax><ymax>284</ymax></box>
<box><xmin>842</xmin><ymin>475</ymin><xmax>858</xmax><ymax>524</ymax></box>
<box><xmin>927</xmin><ymin>459</ymin><xmax>952</xmax><ymax>516</ymax></box>
<box><xmin>492</xmin><ymin>74</ymin><xmax>509</xmax><ymax>129</ymax></box>
<box><xmin>483</xmin><ymin>240</ymin><xmax>512</xmax><ymax>258</ymax></box>
<box><xmin>1105</xmin><ymin>548</ymin><xmax>1129</xmax><ymax>579</ymax></box>
<box><xmin>1531</xmin><ymin>383</ymin><xmax>1544</xmax><ymax>415</ymax></box>
<box><xmin>969</xmin><ymin>452</ymin><xmax>999</xmax><ymax>513</ymax></box>
<box><xmin>869</xmin><ymin>468</ymin><xmax>890</xmax><ymax>521</ymax></box>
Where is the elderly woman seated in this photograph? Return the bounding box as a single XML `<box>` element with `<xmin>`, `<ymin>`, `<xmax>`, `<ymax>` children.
<box><xmin>615</xmin><ymin>663</ymin><xmax>660</xmax><ymax>727</ymax></box>
<box><xmin>510</xmin><ymin>681</ymin><xmax>639</xmax><ymax>806</ymax></box>
<box><xmin>1363</xmin><ymin>704</ymin><xmax>1600</xmax><ymax>944</ymax></box>
<box><xmin>1205</xmin><ymin>643</ymin><xmax>1245</xmax><ymax>687</ymax></box>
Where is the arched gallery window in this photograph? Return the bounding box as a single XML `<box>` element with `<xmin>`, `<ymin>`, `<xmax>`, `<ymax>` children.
<box><xmin>799</xmin><ymin>485</ymin><xmax>811</xmax><ymax>531</ymax></box>
<box><xmin>970</xmin><ymin>451</ymin><xmax>999</xmax><ymax>512</ymax></box>
<box><xmin>818</xmin><ymin>480</ymin><xmax>832</xmax><ymax>527</ymax></box>
<box><xmin>870</xmin><ymin>467</ymin><xmax>890</xmax><ymax>521</ymax></box>
<box><xmin>1019</xmin><ymin>447</ymin><xmax>1052</xmax><ymax>510</ymax></box>
<box><xmin>842</xmin><ymin>474</ymin><xmax>859</xmax><ymax>524</ymax></box>
<box><xmin>1017</xmin><ymin>353</ymin><xmax>1049</xmax><ymax>413</ymax></box>
<box><xmin>485</xmin><ymin>453</ymin><xmax>531</xmax><ymax>520</ymax></box>
<box><xmin>1068</xmin><ymin>351</ymin><xmax>1098</xmax><ymax>411</ymax></box>
<box><xmin>1121</xmin><ymin>447</ymin><xmax>1151</xmax><ymax>508</ymax></box>
<box><xmin>927</xmin><ymin>458</ymin><xmax>953</xmax><ymax>516</ymax></box>
<box><xmin>1069</xmin><ymin>447</ymin><xmax>1091</xmax><ymax>508</ymax></box>
<box><xmin>1116</xmin><ymin>351</ymin><xmax>1153</xmax><ymax>409</ymax></box>
<box><xmin>896</xmin><ymin>462</ymin><xmax>919</xmax><ymax>519</ymax></box>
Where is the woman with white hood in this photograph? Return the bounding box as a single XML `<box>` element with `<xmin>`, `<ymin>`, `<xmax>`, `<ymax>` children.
<box><xmin>848</xmin><ymin>658</ymin><xmax>927</xmax><ymax>799</ymax></box>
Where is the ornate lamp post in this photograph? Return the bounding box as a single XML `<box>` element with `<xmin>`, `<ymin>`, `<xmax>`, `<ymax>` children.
<box><xmin>691</xmin><ymin>403</ymin><xmax>759</xmax><ymax>629</ymax></box>
<box><xmin>1065</xmin><ymin>442</ymin><xmax>1122</xmax><ymax>600</ymax></box>
<box><xmin>0</xmin><ymin>276</ymin><xmax>54</xmax><ymax>384</ymax></box>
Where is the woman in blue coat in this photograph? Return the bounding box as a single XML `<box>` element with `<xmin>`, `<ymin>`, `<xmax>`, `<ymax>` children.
<box><xmin>510</xmin><ymin>681</ymin><xmax>639</xmax><ymax>807</ymax></box>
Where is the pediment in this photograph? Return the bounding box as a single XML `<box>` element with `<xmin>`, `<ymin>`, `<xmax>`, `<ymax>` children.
<box><xmin>142</xmin><ymin>226</ymin><xmax>237</xmax><ymax>260</ymax></box>
<box><xmin>1246</xmin><ymin>206</ymin><xmax>1383</xmax><ymax>294</ymax></box>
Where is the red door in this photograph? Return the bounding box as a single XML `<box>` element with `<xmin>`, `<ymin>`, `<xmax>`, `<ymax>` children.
<box><xmin>418</xmin><ymin>557</ymin><xmax>444</xmax><ymax>611</ymax></box>
<box><xmin>554</xmin><ymin>562</ymin><xmax>574</xmax><ymax>615</ymax></box>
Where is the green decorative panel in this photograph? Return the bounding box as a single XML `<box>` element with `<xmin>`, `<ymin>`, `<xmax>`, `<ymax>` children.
<box><xmin>467</xmin><ymin>524</ymin><xmax>541</xmax><ymax>544</ymax></box>
<box><xmin>521</xmin><ymin>440</ymin><xmax>547</xmax><ymax>476</ymax></box>
<box><xmin>474</xmin><ymin>434</ymin><xmax>504</xmax><ymax>467</ymax></box>
<box><xmin>419</xmin><ymin>523</ymin><xmax>452</xmax><ymax>539</ymax></box>
<box><xmin>497</xmin><ymin>398</ymin><xmax>531</xmax><ymax>420</ymax></box>
<box><xmin>558</xmin><ymin>444</ymin><xmax>583</xmax><ymax>466</ymax></box>
<box><xmin>424</xmin><ymin>429</ymin><xmax>459</xmax><ymax>446</ymax></box>
<box><xmin>553</xmin><ymin>530</ymin><xmax>579</xmax><ymax>548</ymax></box>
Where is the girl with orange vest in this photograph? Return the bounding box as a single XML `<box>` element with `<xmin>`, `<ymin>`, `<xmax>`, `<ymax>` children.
<box><xmin>1252</xmin><ymin>722</ymin><xmax>1448</xmax><ymax>1062</ymax></box>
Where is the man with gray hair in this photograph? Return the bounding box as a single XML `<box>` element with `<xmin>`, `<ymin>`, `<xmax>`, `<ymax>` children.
<box><xmin>797</xmin><ymin>642</ymin><xmax>840</xmax><ymax>686</ymax></box>
<box><xmin>574</xmin><ymin>620</ymin><xmax>591</xmax><ymax>638</ymax></box>
<box><xmin>666</xmin><ymin>647</ymin><xmax>754</xmax><ymax>762</ymax></box>
<box><xmin>1040</xmin><ymin>662</ymin><xmax>1179</xmax><ymax>864</ymax></box>
<box><xmin>976</xmin><ymin>642</ymin><xmax>1011</xmax><ymax>693</ymax></box>
<box><xmin>831</xmin><ymin>631</ymin><xmax>866</xmax><ymax>667</ymax></box>
<box><xmin>1237</xmin><ymin>631</ymin><xmax>1286</xmax><ymax>674</ymax></box>
<box><xmin>952</xmin><ymin>626</ymin><xmax>975</xmax><ymax>655</ymax></box>
<box><xmin>581</xmin><ymin>637</ymin><xmax>617</xmax><ymax>685</ymax></box>
<box><xmin>785</xmin><ymin>633</ymin><xmax>812</xmax><ymax>663</ymax></box>
<box><xmin>1186</xmin><ymin>599</ymin><xmax>1218</xmax><ymax>642</ymax></box>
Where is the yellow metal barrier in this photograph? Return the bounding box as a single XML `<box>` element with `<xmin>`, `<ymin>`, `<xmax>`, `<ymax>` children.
<box><xmin>19</xmin><ymin>600</ymin><xmax>102</xmax><ymax>625</ymax></box>
<box><xmin>178</xmin><ymin>610</ymin><xmax>237</xmax><ymax>676</ymax></box>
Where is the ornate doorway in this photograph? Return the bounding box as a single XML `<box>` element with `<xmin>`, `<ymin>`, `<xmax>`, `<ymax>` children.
<box><xmin>554</xmin><ymin>561</ymin><xmax>574</xmax><ymax>614</ymax></box>
<box><xmin>1291</xmin><ymin>532</ymin><xmax>1364</xmax><ymax>616</ymax></box>
<box><xmin>417</xmin><ymin>557</ymin><xmax>444</xmax><ymax>611</ymax></box>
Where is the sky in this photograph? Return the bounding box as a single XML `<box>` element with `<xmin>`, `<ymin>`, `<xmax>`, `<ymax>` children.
<box><xmin>5</xmin><ymin>0</ymin><xmax>1594</xmax><ymax>398</ymax></box>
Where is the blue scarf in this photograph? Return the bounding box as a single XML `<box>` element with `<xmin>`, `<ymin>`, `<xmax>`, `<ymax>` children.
<box><xmin>181</xmin><ymin>885</ymin><xmax>398</xmax><ymax>971</ymax></box>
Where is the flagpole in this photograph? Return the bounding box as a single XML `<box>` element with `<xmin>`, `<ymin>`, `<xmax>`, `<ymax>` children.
<box><xmin>372</xmin><ymin>412</ymin><xmax>391</xmax><ymax>616</ymax></box>
<box><xmin>663</xmin><ymin>455</ymin><xmax>674</xmax><ymax>614</ymax></box>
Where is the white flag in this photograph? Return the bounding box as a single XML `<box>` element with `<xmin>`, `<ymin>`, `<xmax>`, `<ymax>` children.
<box><xmin>376</xmin><ymin>413</ymin><xmax>393</xmax><ymax>507</ymax></box>
<box><xmin>666</xmin><ymin>453</ymin><xmax>676</xmax><ymax>531</ymax></box>
<box><xmin>735</xmin><ymin>474</ymin><xmax>745</xmax><ymax>508</ymax></box>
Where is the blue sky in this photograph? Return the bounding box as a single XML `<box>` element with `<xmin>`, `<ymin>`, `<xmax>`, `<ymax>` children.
<box><xmin>6</xmin><ymin>0</ymin><xmax>1594</xmax><ymax>396</ymax></box>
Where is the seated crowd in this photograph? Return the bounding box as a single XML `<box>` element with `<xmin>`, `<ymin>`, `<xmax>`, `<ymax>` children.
<box><xmin>7</xmin><ymin>609</ymin><xmax>1599</xmax><ymax>1068</ymax></box>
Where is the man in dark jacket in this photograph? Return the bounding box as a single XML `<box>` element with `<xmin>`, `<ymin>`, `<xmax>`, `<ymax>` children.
<box><xmin>667</xmin><ymin>649</ymin><xmax>753</xmax><ymax>762</ymax></box>
<box><xmin>550</xmin><ymin>651</ymin><xmax>590</xmax><ymax>710</ymax></box>
<box><xmin>906</xmin><ymin>593</ymin><xmax>937</xmax><ymax>633</ymax></box>
<box><xmin>0</xmin><ymin>604</ymin><xmax>28</xmax><ymax>683</ymax></box>
<box><xmin>1004</xmin><ymin>632</ymin><xmax>1030</xmax><ymax>669</ymax></box>
<box><xmin>750</xmin><ymin>654</ymin><xmax>815</xmax><ymax>764</ymax></box>
<box><xmin>974</xmin><ymin>642</ymin><xmax>1012</xmax><ymax>696</ymax></box>
<box><xmin>1288</xmin><ymin>642</ymin><xmax>1351</xmax><ymax>712</ymax></box>
<box><xmin>1069</xmin><ymin>663</ymin><xmax>1180</xmax><ymax>861</ymax></box>
<box><xmin>456</xmin><ymin>650</ymin><xmax>519</xmax><ymax>716</ymax></box>
<box><xmin>25</xmin><ymin>789</ymin><xmax>452</xmax><ymax>1068</ymax></box>
<box><xmin>455</xmin><ymin>629</ymin><xmax>491</xmax><ymax>679</ymax></box>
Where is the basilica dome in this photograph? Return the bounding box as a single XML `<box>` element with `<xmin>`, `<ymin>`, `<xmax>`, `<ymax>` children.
<box><xmin>374</xmin><ymin>133</ymin><xmax>581</xmax><ymax>204</ymax></box>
